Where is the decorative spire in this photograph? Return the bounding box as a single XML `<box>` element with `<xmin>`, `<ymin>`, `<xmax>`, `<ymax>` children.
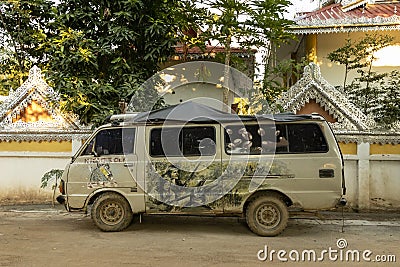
<box><xmin>0</xmin><ymin>66</ymin><xmax>85</xmax><ymax>132</ymax></box>
<box><xmin>278</xmin><ymin>63</ymin><xmax>376</xmax><ymax>131</ymax></box>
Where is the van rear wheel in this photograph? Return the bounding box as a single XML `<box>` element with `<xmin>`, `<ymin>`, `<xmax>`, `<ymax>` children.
<box><xmin>91</xmin><ymin>192</ymin><xmax>133</xmax><ymax>232</ymax></box>
<box><xmin>246</xmin><ymin>195</ymin><xmax>288</xmax><ymax>236</ymax></box>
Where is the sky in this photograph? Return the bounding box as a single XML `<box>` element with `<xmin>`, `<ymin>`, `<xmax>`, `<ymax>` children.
<box><xmin>287</xmin><ymin>0</ymin><xmax>320</xmax><ymax>18</ymax></box>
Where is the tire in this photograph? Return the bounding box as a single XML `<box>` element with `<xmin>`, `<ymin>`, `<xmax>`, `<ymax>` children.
<box><xmin>246</xmin><ymin>194</ymin><xmax>289</xmax><ymax>237</ymax></box>
<box><xmin>91</xmin><ymin>192</ymin><xmax>133</xmax><ymax>232</ymax></box>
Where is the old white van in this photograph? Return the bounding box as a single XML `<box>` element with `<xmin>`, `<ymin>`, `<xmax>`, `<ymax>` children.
<box><xmin>57</xmin><ymin>101</ymin><xmax>346</xmax><ymax>236</ymax></box>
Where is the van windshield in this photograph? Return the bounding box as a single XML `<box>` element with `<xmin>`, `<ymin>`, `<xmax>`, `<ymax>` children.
<box><xmin>81</xmin><ymin>128</ymin><xmax>135</xmax><ymax>156</ymax></box>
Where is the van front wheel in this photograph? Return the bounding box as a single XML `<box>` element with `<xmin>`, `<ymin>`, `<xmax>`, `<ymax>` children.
<box><xmin>91</xmin><ymin>192</ymin><xmax>133</xmax><ymax>232</ymax></box>
<box><xmin>246</xmin><ymin>195</ymin><xmax>288</xmax><ymax>236</ymax></box>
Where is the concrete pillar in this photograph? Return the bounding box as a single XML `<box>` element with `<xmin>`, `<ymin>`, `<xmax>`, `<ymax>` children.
<box><xmin>305</xmin><ymin>34</ymin><xmax>317</xmax><ymax>63</ymax></box>
<box><xmin>357</xmin><ymin>142</ymin><xmax>370</xmax><ymax>209</ymax></box>
<box><xmin>72</xmin><ymin>139</ymin><xmax>82</xmax><ymax>156</ymax></box>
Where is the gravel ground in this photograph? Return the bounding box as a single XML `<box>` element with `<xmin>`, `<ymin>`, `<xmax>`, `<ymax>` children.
<box><xmin>0</xmin><ymin>204</ymin><xmax>399</xmax><ymax>266</ymax></box>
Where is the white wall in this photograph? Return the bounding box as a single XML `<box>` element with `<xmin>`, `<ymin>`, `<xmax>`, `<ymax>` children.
<box><xmin>369</xmin><ymin>158</ymin><xmax>400</xmax><ymax>208</ymax></box>
<box><xmin>343</xmin><ymin>159</ymin><xmax>358</xmax><ymax>206</ymax></box>
<box><xmin>343</xmin><ymin>147</ymin><xmax>400</xmax><ymax>210</ymax></box>
<box><xmin>1</xmin><ymin>140</ymin><xmax>399</xmax><ymax>210</ymax></box>
<box><xmin>162</xmin><ymin>82</ymin><xmax>237</xmax><ymax>110</ymax></box>
<box><xmin>0</xmin><ymin>139</ymin><xmax>81</xmax><ymax>190</ymax></box>
<box><xmin>0</xmin><ymin>152</ymin><xmax>71</xmax><ymax>189</ymax></box>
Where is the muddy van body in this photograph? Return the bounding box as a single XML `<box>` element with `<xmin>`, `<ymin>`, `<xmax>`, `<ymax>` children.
<box><xmin>58</xmin><ymin>102</ymin><xmax>346</xmax><ymax>236</ymax></box>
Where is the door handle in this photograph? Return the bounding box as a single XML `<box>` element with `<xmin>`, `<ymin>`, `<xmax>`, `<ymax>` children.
<box><xmin>124</xmin><ymin>163</ymin><xmax>134</xmax><ymax>167</ymax></box>
<box><xmin>319</xmin><ymin>169</ymin><xmax>334</xmax><ymax>178</ymax></box>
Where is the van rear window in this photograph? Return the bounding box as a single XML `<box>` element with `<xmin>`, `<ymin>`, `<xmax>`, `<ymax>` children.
<box><xmin>225</xmin><ymin>123</ymin><xmax>328</xmax><ymax>155</ymax></box>
<box><xmin>150</xmin><ymin>126</ymin><xmax>216</xmax><ymax>157</ymax></box>
<box><xmin>287</xmin><ymin>124</ymin><xmax>328</xmax><ymax>153</ymax></box>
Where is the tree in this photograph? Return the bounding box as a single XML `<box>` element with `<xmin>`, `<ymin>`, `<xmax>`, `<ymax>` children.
<box><xmin>198</xmin><ymin>0</ymin><xmax>295</xmax><ymax>112</ymax></box>
<box><xmin>245</xmin><ymin>0</ymin><xmax>298</xmax><ymax>110</ymax></box>
<box><xmin>327</xmin><ymin>38</ymin><xmax>364</xmax><ymax>90</ymax></box>
<box><xmin>200</xmin><ymin>0</ymin><xmax>252</xmax><ymax>111</ymax></box>
<box><xmin>327</xmin><ymin>33</ymin><xmax>398</xmax><ymax>125</ymax></box>
<box><xmin>0</xmin><ymin>0</ymin><xmax>55</xmax><ymax>93</ymax></box>
<box><xmin>374</xmin><ymin>70</ymin><xmax>400</xmax><ymax>126</ymax></box>
<box><xmin>1</xmin><ymin>0</ymin><xmax>297</xmax><ymax>123</ymax></box>
<box><xmin>173</xmin><ymin>0</ymin><xmax>208</xmax><ymax>61</ymax></box>
<box><xmin>348</xmin><ymin>33</ymin><xmax>393</xmax><ymax>114</ymax></box>
<box><xmin>0</xmin><ymin>0</ymin><xmax>194</xmax><ymax>125</ymax></box>
<box><xmin>44</xmin><ymin>0</ymin><xmax>188</xmax><ymax>125</ymax></box>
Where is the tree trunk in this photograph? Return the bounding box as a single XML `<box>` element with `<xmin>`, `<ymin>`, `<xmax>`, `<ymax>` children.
<box><xmin>222</xmin><ymin>34</ymin><xmax>232</xmax><ymax>113</ymax></box>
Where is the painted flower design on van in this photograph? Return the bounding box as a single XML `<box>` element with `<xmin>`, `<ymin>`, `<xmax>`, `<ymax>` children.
<box><xmin>87</xmin><ymin>163</ymin><xmax>118</xmax><ymax>188</ymax></box>
<box><xmin>145</xmin><ymin>159</ymin><xmax>293</xmax><ymax>212</ymax></box>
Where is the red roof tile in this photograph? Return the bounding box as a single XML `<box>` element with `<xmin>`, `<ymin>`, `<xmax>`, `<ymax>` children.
<box><xmin>292</xmin><ymin>3</ymin><xmax>400</xmax><ymax>34</ymax></box>
<box><xmin>298</xmin><ymin>3</ymin><xmax>400</xmax><ymax>21</ymax></box>
<box><xmin>174</xmin><ymin>45</ymin><xmax>256</xmax><ymax>54</ymax></box>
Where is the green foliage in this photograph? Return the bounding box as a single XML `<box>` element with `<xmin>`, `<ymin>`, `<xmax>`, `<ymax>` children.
<box><xmin>247</xmin><ymin>0</ymin><xmax>294</xmax><ymax>46</ymax></box>
<box><xmin>347</xmin><ymin>71</ymin><xmax>387</xmax><ymax>115</ymax></box>
<box><xmin>0</xmin><ymin>0</ymin><xmax>55</xmax><ymax>93</ymax></box>
<box><xmin>261</xmin><ymin>58</ymin><xmax>307</xmax><ymax>104</ymax></box>
<box><xmin>328</xmin><ymin>33</ymin><xmax>393</xmax><ymax>91</ymax></box>
<box><xmin>200</xmin><ymin>0</ymin><xmax>295</xmax><ymax>107</ymax></box>
<box><xmin>327</xmin><ymin>33</ymin><xmax>399</xmax><ymax>125</ymax></box>
<box><xmin>45</xmin><ymin>0</ymin><xmax>184</xmax><ymax>126</ymax></box>
<box><xmin>40</xmin><ymin>169</ymin><xmax>64</xmax><ymax>189</ymax></box>
<box><xmin>172</xmin><ymin>0</ymin><xmax>207</xmax><ymax>60</ymax></box>
<box><xmin>372</xmin><ymin>70</ymin><xmax>400</xmax><ymax>126</ymax></box>
<box><xmin>327</xmin><ymin>38</ymin><xmax>363</xmax><ymax>90</ymax></box>
<box><xmin>248</xmin><ymin>0</ymin><xmax>297</xmax><ymax>104</ymax></box>
<box><xmin>202</xmin><ymin>0</ymin><xmax>250</xmax><ymax>50</ymax></box>
<box><xmin>0</xmin><ymin>0</ymin><xmax>186</xmax><ymax>125</ymax></box>
<box><xmin>201</xmin><ymin>0</ymin><xmax>294</xmax><ymax>59</ymax></box>
<box><xmin>1</xmin><ymin>0</ymin><xmax>297</xmax><ymax>123</ymax></box>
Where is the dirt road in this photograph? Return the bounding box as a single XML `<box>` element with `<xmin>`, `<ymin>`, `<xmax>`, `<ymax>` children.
<box><xmin>0</xmin><ymin>205</ymin><xmax>399</xmax><ymax>266</ymax></box>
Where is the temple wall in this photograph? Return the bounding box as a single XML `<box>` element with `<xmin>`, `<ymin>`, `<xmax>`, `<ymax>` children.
<box><xmin>1</xmin><ymin>137</ymin><xmax>399</xmax><ymax>210</ymax></box>
<box><xmin>0</xmin><ymin>139</ymin><xmax>83</xmax><ymax>193</ymax></box>
<box><xmin>339</xmin><ymin>141</ymin><xmax>400</xmax><ymax>210</ymax></box>
<box><xmin>0</xmin><ymin>66</ymin><xmax>92</xmax><ymax>203</ymax></box>
<box><xmin>0</xmin><ymin>152</ymin><xmax>70</xmax><ymax>188</ymax></box>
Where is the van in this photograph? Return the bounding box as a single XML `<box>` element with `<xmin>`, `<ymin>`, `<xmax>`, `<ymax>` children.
<box><xmin>57</xmin><ymin>101</ymin><xmax>346</xmax><ymax>236</ymax></box>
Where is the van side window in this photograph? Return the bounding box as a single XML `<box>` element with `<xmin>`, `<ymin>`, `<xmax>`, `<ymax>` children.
<box><xmin>81</xmin><ymin>128</ymin><xmax>135</xmax><ymax>156</ymax></box>
<box><xmin>150</xmin><ymin>127</ymin><xmax>216</xmax><ymax>157</ymax></box>
<box><xmin>287</xmin><ymin>124</ymin><xmax>328</xmax><ymax>153</ymax></box>
<box><xmin>225</xmin><ymin>123</ymin><xmax>328</xmax><ymax>154</ymax></box>
<box><xmin>225</xmin><ymin>124</ymin><xmax>288</xmax><ymax>155</ymax></box>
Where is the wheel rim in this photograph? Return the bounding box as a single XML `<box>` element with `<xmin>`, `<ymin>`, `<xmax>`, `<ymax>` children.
<box><xmin>255</xmin><ymin>202</ymin><xmax>281</xmax><ymax>228</ymax></box>
<box><xmin>99</xmin><ymin>201</ymin><xmax>124</xmax><ymax>226</ymax></box>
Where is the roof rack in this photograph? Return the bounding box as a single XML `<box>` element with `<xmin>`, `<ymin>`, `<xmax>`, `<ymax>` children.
<box><xmin>109</xmin><ymin>113</ymin><xmax>140</xmax><ymax>123</ymax></box>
